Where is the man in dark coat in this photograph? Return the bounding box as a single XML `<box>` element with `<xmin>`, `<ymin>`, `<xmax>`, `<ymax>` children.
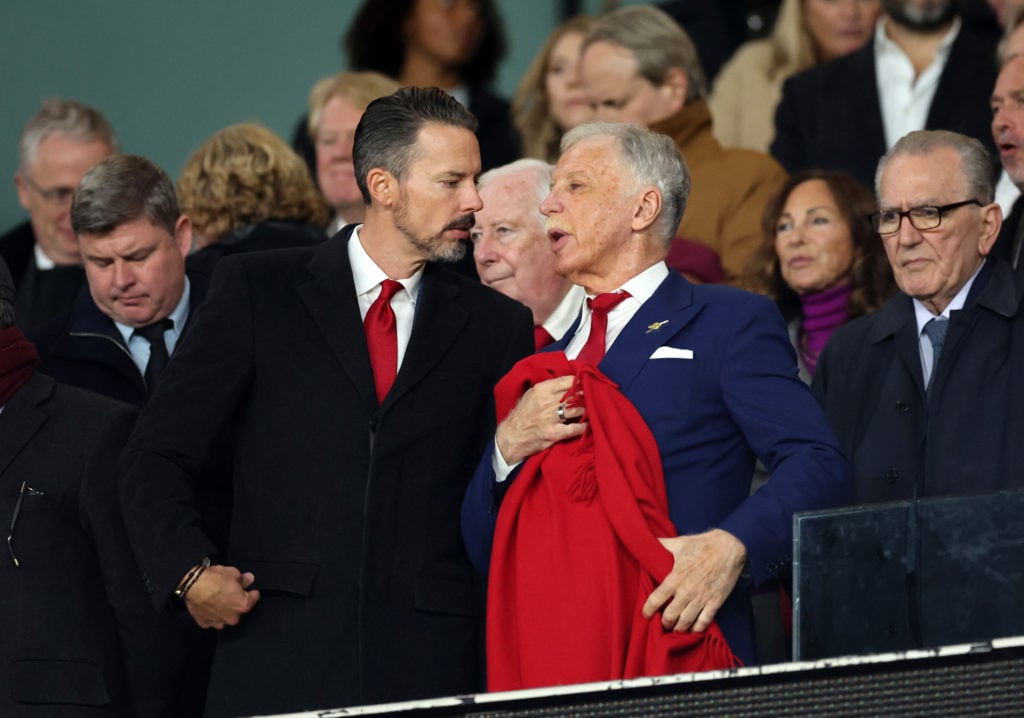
<box><xmin>32</xmin><ymin>153</ymin><xmax>207</xmax><ymax>407</ymax></box>
<box><xmin>771</xmin><ymin>0</ymin><xmax>999</xmax><ymax>189</ymax></box>
<box><xmin>0</xmin><ymin>256</ymin><xmax>174</xmax><ymax>717</ymax></box>
<box><xmin>1</xmin><ymin>99</ymin><xmax>116</xmax><ymax>330</ymax></box>
<box><xmin>815</xmin><ymin>129</ymin><xmax>1024</xmax><ymax>504</ymax></box>
<box><xmin>119</xmin><ymin>87</ymin><xmax>534</xmax><ymax>717</ymax></box>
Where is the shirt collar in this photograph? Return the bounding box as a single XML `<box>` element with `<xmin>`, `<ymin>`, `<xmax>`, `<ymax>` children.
<box><xmin>595</xmin><ymin>261</ymin><xmax>670</xmax><ymax>305</ymax></box>
<box><xmin>33</xmin><ymin>243</ymin><xmax>56</xmax><ymax>270</ymax></box>
<box><xmin>347</xmin><ymin>225</ymin><xmax>424</xmax><ymax>302</ymax></box>
<box><xmin>912</xmin><ymin>258</ymin><xmax>983</xmax><ymax>333</ymax></box>
<box><xmin>543</xmin><ymin>284</ymin><xmax>585</xmax><ymax>340</ymax></box>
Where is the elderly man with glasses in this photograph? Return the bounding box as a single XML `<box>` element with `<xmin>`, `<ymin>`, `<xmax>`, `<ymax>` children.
<box><xmin>814</xmin><ymin>129</ymin><xmax>1024</xmax><ymax>505</ymax></box>
<box><xmin>2</xmin><ymin>99</ymin><xmax>116</xmax><ymax>330</ymax></box>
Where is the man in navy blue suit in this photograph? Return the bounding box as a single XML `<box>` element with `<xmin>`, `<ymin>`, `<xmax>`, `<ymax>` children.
<box><xmin>462</xmin><ymin>121</ymin><xmax>850</xmax><ymax>666</ymax></box>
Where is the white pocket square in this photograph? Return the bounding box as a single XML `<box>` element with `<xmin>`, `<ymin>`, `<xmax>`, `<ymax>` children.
<box><xmin>650</xmin><ymin>346</ymin><xmax>693</xmax><ymax>360</ymax></box>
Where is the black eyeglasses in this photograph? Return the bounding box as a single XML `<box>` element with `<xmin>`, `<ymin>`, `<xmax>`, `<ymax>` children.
<box><xmin>8</xmin><ymin>481</ymin><xmax>44</xmax><ymax>568</ymax></box>
<box><xmin>869</xmin><ymin>200</ymin><xmax>982</xmax><ymax>235</ymax></box>
<box><xmin>19</xmin><ymin>172</ymin><xmax>76</xmax><ymax>205</ymax></box>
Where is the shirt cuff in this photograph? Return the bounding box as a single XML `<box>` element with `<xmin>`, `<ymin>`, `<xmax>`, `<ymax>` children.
<box><xmin>492</xmin><ymin>438</ymin><xmax>520</xmax><ymax>483</ymax></box>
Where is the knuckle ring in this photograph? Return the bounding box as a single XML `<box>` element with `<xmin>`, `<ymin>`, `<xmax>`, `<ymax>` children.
<box><xmin>557</xmin><ymin>403</ymin><xmax>568</xmax><ymax>424</ymax></box>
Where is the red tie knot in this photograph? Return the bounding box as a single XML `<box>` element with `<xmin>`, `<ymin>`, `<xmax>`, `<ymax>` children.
<box><xmin>587</xmin><ymin>291</ymin><xmax>630</xmax><ymax>315</ymax></box>
<box><xmin>378</xmin><ymin>279</ymin><xmax>403</xmax><ymax>303</ymax></box>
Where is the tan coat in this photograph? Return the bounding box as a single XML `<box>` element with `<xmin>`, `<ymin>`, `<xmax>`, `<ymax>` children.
<box><xmin>652</xmin><ymin>100</ymin><xmax>788</xmax><ymax>281</ymax></box>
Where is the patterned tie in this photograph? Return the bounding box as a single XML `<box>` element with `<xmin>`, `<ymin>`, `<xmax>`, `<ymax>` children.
<box><xmin>576</xmin><ymin>291</ymin><xmax>630</xmax><ymax>365</ymax></box>
<box><xmin>134</xmin><ymin>318</ymin><xmax>173</xmax><ymax>394</ymax></box>
<box><xmin>533</xmin><ymin>325</ymin><xmax>554</xmax><ymax>351</ymax></box>
<box><xmin>923</xmin><ymin>316</ymin><xmax>949</xmax><ymax>392</ymax></box>
<box><xmin>365</xmin><ymin>279</ymin><xmax>403</xmax><ymax>404</ymax></box>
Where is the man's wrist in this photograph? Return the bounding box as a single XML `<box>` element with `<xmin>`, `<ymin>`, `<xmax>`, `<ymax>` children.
<box><xmin>174</xmin><ymin>556</ymin><xmax>211</xmax><ymax>600</ymax></box>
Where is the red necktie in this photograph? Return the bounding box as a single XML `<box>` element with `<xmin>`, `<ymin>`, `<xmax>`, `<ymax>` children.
<box><xmin>534</xmin><ymin>325</ymin><xmax>554</xmax><ymax>351</ymax></box>
<box><xmin>365</xmin><ymin>279</ymin><xmax>403</xmax><ymax>404</ymax></box>
<box><xmin>576</xmin><ymin>291</ymin><xmax>630</xmax><ymax>365</ymax></box>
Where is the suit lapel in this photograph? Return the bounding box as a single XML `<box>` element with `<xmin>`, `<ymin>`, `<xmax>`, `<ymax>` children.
<box><xmin>298</xmin><ymin>230</ymin><xmax>378</xmax><ymax>411</ymax></box>
<box><xmin>599</xmin><ymin>273</ymin><xmax>704</xmax><ymax>392</ymax></box>
<box><xmin>850</xmin><ymin>43</ymin><xmax>887</xmax><ymax>158</ymax></box>
<box><xmin>870</xmin><ymin>295</ymin><xmax>926</xmax><ymax>397</ymax></box>
<box><xmin>0</xmin><ymin>373</ymin><xmax>50</xmax><ymax>478</ymax></box>
<box><xmin>382</xmin><ymin>264</ymin><xmax>468</xmax><ymax>410</ymax></box>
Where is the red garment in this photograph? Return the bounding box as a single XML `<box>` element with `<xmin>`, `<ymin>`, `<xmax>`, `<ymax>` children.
<box><xmin>0</xmin><ymin>324</ymin><xmax>39</xmax><ymax>405</ymax></box>
<box><xmin>487</xmin><ymin>352</ymin><xmax>739</xmax><ymax>691</ymax></box>
<box><xmin>533</xmin><ymin>325</ymin><xmax>554</xmax><ymax>351</ymax></box>
<box><xmin>364</xmin><ymin>279</ymin><xmax>402</xmax><ymax>403</ymax></box>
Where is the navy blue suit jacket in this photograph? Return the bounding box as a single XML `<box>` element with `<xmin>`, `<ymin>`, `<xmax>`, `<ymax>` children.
<box><xmin>462</xmin><ymin>270</ymin><xmax>850</xmax><ymax>665</ymax></box>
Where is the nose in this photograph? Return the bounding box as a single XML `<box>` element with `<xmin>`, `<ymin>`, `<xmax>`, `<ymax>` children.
<box><xmin>539</xmin><ymin>190</ymin><xmax>559</xmax><ymax>217</ymax></box>
<box><xmin>473</xmin><ymin>230</ymin><xmax>498</xmax><ymax>266</ymax></box>
<box><xmin>993</xmin><ymin>104</ymin><xmax>1014</xmax><ymax>134</ymax></box>
<box><xmin>463</xmin><ymin>183</ymin><xmax>483</xmax><ymax>213</ymax></box>
<box><xmin>112</xmin><ymin>260</ymin><xmax>136</xmax><ymax>290</ymax></box>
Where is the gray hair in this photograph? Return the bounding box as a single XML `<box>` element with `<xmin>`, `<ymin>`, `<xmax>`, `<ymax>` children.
<box><xmin>875</xmin><ymin>130</ymin><xmax>995</xmax><ymax>204</ymax></box>
<box><xmin>18</xmin><ymin>98</ymin><xmax>118</xmax><ymax>171</ymax></box>
<box><xmin>72</xmin><ymin>154</ymin><xmax>180</xmax><ymax>237</ymax></box>
<box><xmin>478</xmin><ymin>158</ymin><xmax>553</xmax><ymax>220</ymax></box>
<box><xmin>561</xmin><ymin>121</ymin><xmax>689</xmax><ymax>245</ymax></box>
<box><xmin>582</xmin><ymin>5</ymin><xmax>707</xmax><ymax>103</ymax></box>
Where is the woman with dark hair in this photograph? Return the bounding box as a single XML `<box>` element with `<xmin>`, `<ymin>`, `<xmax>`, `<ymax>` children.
<box><xmin>345</xmin><ymin>0</ymin><xmax>520</xmax><ymax>171</ymax></box>
<box><xmin>745</xmin><ymin>170</ymin><xmax>896</xmax><ymax>379</ymax></box>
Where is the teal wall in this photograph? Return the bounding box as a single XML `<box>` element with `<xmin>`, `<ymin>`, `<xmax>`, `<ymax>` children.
<box><xmin>0</xmin><ymin>0</ymin><xmax>586</xmax><ymax>232</ymax></box>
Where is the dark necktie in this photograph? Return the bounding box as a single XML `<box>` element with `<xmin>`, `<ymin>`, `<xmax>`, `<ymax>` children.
<box><xmin>134</xmin><ymin>318</ymin><xmax>173</xmax><ymax>394</ymax></box>
<box><xmin>365</xmin><ymin>279</ymin><xmax>403</xmax><ymax>404</ymax></box>
<box><xmin>576</xmin><ymin>291</ymin><xmax>630</xmax><ymax>365</ymax></box>
<box><xmin>923</xmin><ymin>316</ymin><xmax>948</xmax><ymax>392</ymax></box>
<box><xmin>534</xmin><ymin>325</ymin><xmax>554</xmax><ymax>351</ymax></box>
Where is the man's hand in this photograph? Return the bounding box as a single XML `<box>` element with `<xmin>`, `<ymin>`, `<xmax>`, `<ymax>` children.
<box><xmin>643</xmin><ymin>529</ymin><xmax>747</xmax><ymax>633</ymax></box>
<box><xmin>495</xmin><ymin>376</ymin><xmax>587</xmax><ymax>465</ymax></box>
<box><xmin>183</xmin><ymin>564</ymin><xmax>260</xmax><ymax>629</ymax></box>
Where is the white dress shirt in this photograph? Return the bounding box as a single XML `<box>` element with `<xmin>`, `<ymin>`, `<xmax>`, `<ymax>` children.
<box><xmin>114</xmin><ymin>278</ymin><xmax>192</xmax><ymax>374</ymax></box>
<box><xmin>912</xmin><ymin>259</ymin><xmax>982</xmax><ymax>385</ymax></box>
<box><xmin>875</xmin><ymin>17</ymin><xmax>960</xmax><ymax>149</ymax></box>
<box><xmin>348</xmin><ymin>225</ymin><xmax>424</xmax><ymax>372</ymax></box>
<box><xmin>541</xmin><ymin>284</ymin><xmax>586</xmax><ymax>344</ymax></box>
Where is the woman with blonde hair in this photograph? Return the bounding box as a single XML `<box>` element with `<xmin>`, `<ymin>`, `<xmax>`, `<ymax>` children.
<box><xmin>710</xmin><ymin>0</ymin><xmax>880</xmax><ymax>152</ymax></box>
<box><xmin>513</xmin><ymin>15</ymin><xmax>594</xmax><ymax>163</ymax></box>
<box><xmin>178</xmin><ymin>123</ymin><xmax>329</xmax><ymax>274</ymax></box>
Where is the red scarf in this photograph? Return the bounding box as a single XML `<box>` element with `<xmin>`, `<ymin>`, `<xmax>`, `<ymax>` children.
<box><xmin>0</xmin><ymin>325</ymin><xmax>39</xmax><ymax>405</ymax></box>
<box><xmin>487</xmin><ymin>352</ymin><xmax>739</xmax><ymax>691</ymax></box>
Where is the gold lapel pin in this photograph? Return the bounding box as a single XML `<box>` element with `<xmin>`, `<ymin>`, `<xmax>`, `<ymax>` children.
<box><xmin>645</xmin><ymin>320</ymin><xmax>669</xmax><ymax>334</ymax></box>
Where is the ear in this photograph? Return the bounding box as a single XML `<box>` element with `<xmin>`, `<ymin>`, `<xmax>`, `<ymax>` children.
<box><xmin>630</xmin><ymin>186</ymin><xmax>662</xmax><ymax>233</ymax></box>
<box><xmin>14</xmin><ymin>173</ymin><xmax>31</xmax><ymax>211</ymax></box>
<box><xmin>366</xmin><ymin>167</ymin><xmax>396</xmax><ymax>207</ymax></box>
<box><xmin>173</xmin><ymin>215</ymin><xmax>193</xmax><ymax>259</ymax></box>
<box><xmin>977</xmin><ymin>202</ymin><xmax>1003</xmax><ymax>256</ymax></box>
<box><xmin>659</xmin><ymin>67</ymin><xmax>689</xmax><ymax>115</ymax></box>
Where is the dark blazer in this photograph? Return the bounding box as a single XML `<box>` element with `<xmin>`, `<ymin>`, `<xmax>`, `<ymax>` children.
<box><xmin>185</xmin><ymin>220</ymin><xmax>326</xmax><ymax>276</ymax></box>
<box><xmin>32</xmin><ymin>270</ymin><xmax>210</xmax><ymax>406</ymax></box>
<box><xmin>119</xmin><ymin>228</ymin><xmax>534</xmax><ymax>717</ymax></box>
<box><xmin>771</xmin><ymin>24</ymin><xmax>999</xmax><ymax>188</ymax></box>
<box><xmin>0</xmin><ymin>220</ymin><xmax>86</xmax><ymax>330</ymax></box>
<box><xmin>462</xmin><ymin>270</ymin><xmax>851</xmax><ymax>666</ymax></box>
<box><xmin>813</xmin><ymin>259</ymin><xmax>1024</xmax><ymax>504</ymax></box>
<box><xmin>0</xmin><ymin>373</ymin><xmax>174</xmax><ymax>717</ymax></box>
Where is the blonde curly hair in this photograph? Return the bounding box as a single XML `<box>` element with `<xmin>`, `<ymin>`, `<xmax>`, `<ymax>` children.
<box><xmin>178</xmin><ymin>123</ymin><xmax>330</xmax><ymax>248</ymax></box>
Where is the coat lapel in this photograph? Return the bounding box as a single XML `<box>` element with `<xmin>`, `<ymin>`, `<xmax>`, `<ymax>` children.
<box><xmin>0</xmin><ymin>373</ymin><xmax>50</xmax><ymax>478</ymax></box>
<box><xmin>298</xmin><ymin>229</ymin><xmax>378</xmax><ymax>412</ymax></box>
<box><xmin>599</xmin><ymin>272</ymin><xmax>704</xmax><ymax>392</ymax></box>
<box><xmin>869</xmin><ymin>294</ymin><xmax>926</xmax><ymax>397</ymax></box>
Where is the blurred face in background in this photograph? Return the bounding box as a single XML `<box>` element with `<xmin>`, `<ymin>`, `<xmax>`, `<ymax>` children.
<box><xmin>774</xmin><ymin>179</ymin><xmax>855</xmax><ymax>294</ymax></box>
<box><xmin>580</xmin><ymin>41</ymin><xmax>685</xmax><ymax>127</ymax></box>
<box><xmin>546</xmin><ymin>31</ymin><xmax>593</xmax><ymax>131</ymax></box>
<box><xmin>804</xmin><ymin>0</ymin><xmax>882</xmax><ymax>63</ymax></box>
<box><xmin>404</xmin><ymin>0</ymin><xmax>484</xmax><ymax>70</ymax></box>
<box><xmin>315</xmin><ymin>95</ymin><xmax>365</xmax><ymax>216</ymax></box>
<box><xmin>15</xmin><ymin>135</ymin><xmax>113</xmax><ymax>265</ymax></box>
